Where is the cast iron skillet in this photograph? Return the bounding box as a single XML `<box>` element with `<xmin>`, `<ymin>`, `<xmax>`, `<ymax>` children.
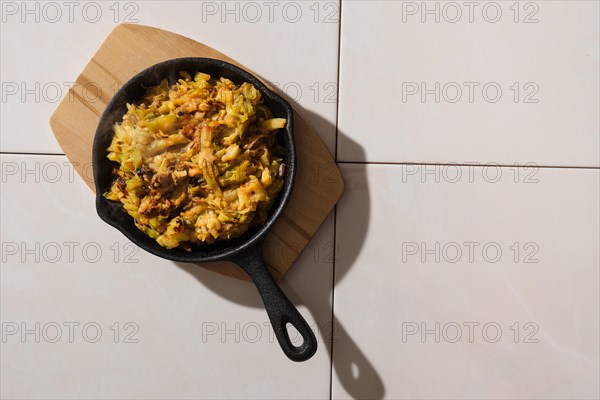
<box><xmin>92</xmin><ymin>57</ymin><xmax>317</xmax><ymax>362</ymax></box>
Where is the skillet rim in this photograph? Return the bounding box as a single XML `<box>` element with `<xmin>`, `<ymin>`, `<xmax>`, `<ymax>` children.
<box><xmin>92</xmin><ymin>57</ymin><xmax>296</xmax><ymax>263</ymax></box>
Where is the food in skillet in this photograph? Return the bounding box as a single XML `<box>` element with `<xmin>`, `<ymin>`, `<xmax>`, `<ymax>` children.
<box><xmin>104</xmin><ymin>71</ymin><xmax>287</xmax><ymax>250</ymax></box>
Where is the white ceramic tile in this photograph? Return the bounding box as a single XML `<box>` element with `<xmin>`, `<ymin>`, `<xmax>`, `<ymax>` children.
<box><xmin>332</xmin><ymin>163</ymin><xmax>599</xmax><ymax>399</ymax></box>
<box><xmin>0</xmin><ymin>0</ymin><xmax>339</xmax><ymax>154</ymax></box>
<box><xmin>338</xmin><ymin>1</ymin><xmax>600</xmax><ymax>166</ymax></box>
<box><xmin>0</xmin><ymin>155</ymin><xmax>334</xmax><ymax>399</ymax></box>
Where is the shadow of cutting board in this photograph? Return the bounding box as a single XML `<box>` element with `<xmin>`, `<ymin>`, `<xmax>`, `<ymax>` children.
<box><xmin>49</xmin><ymin>24</ymin><xmax>344</xmax><ymax>281</ymax></box>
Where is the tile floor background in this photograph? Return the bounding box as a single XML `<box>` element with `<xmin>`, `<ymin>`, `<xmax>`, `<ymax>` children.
<box><xmin>1</xmin><ymin>1</ymin><xmax>599</xmax><ymax>399</ymax></box>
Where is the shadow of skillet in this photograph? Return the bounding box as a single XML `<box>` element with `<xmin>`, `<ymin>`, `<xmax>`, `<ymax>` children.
<box><xmin>174</xmin><ymin>103</ymin><xmax>384</xmax><ymax>399</ymax></box>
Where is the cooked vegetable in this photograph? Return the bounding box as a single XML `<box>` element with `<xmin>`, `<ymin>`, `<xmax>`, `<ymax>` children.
<box><xmin>105</xmin><ymin>72</ymin><xmax>286</xmax><ymax>250</ymax></box>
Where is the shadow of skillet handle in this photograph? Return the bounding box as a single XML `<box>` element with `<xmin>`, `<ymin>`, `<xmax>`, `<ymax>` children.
<box><xmin>331</xmin><ymin>316</ymin><xmax>385</xmax><ymax>399</ymax></box>
<box><xmin>231</xmin><ymin>241</ymin><xmax>318</xmax><ymax>362</ymax></box>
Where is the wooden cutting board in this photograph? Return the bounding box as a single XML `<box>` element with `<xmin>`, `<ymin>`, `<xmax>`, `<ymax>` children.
<box><xmin>49</xmin><ymin>24</ymin><xmax>344</xmax><ymax>281</ymax></box>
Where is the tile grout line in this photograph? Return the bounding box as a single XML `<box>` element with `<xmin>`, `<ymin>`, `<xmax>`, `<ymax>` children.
<box><xmin>0</xmin><ymin>18</ymin><xmax>3</xmax><ymax>384</ymax></box>
<box><xmin>1</xmin><ymin>152</ymin><xmax>66</xmax><ymax>156</ymax></box>
<box><xmin>330</xmin><ymin>1</ymin><xmax>343</xmax><ymax>399</ymax></box>
<box><xmin>336</xmin><ymin>161</ymin><xmax>600</xmax><ymax>170</ymax></box>
<box><xmin>333</xmin><ymin>2</ymin><xmax>343</xmax><ymax>163</ymax></box>
<box><xmin>2</xmin><ymin>153</ymin><xmax>598</xmax><ymax>170</ymax></box>
<box><xmin>330</xmin><ymin>205</ymin><xmax>338</xmax><ymax>400</ymax></box>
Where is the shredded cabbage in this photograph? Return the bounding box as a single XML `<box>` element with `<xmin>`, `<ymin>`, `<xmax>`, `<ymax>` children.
<box><xmin>105</xmin><ymin>72</ymin><xmax>286</xmax><ymax>251</ymax></box>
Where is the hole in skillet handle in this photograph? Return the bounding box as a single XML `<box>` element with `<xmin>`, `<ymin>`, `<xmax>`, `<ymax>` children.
<box><xmin>231</xmin><ymin>241</ymin><xmax>318</xmax><ymax>362</ymax></box>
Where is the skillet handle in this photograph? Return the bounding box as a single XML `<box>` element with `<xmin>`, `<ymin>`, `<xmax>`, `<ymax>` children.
<box><xmin>232</xmin><ymin>243</ymin><xmax>317</xmax><ymax>362</ymax></box>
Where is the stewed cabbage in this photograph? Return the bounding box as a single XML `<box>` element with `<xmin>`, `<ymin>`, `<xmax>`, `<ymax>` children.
<box><xmin>104</xmin><ymin>71</ymin><xmax>286</xmax><ymax>250</ymax></box>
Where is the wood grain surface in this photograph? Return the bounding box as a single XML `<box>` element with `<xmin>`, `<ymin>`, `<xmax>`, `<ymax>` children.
<box><xmin>49</xmin><ymin>24</ymin><xmax>344</xmax><ymax>281</ymax></box>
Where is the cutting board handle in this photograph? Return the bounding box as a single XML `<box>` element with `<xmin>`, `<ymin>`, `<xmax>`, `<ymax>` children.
<box><xmin>232</xmin><ymin>242</ymin><xmax>318</xmax><ymax>362</ymax></box>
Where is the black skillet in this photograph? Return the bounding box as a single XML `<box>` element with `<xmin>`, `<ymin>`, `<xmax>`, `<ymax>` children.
<box><xmin>92</xmin><ymin>57</ymin><xmax>317</xmax><ymax>362</ymax></box>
